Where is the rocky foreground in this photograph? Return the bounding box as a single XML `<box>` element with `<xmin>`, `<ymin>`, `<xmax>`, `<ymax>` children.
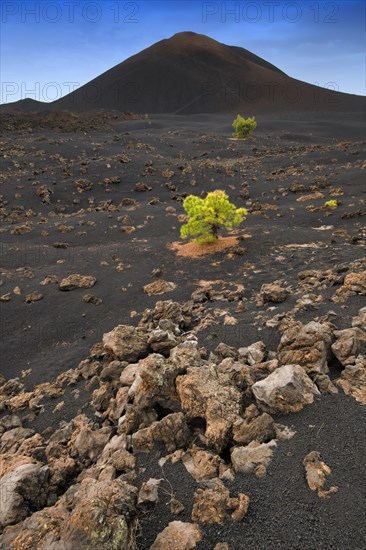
<box><xmin>0</xmin><ymin>112</ymin><xmax>365</xmax><ymax>548</ymax></box>
<box><xmin>0</xmin><ymin>267</ymin><xmax>365</xmax><ymax>548</ymax></box>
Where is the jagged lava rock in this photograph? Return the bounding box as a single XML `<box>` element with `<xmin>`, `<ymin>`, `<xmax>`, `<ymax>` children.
<box><xmin>150</xmin><ymin>521</ymin><xmax>202</xmax><ymax>550</ymax></box>
<box><xmin>0</xmin><ymin>462</ymin><xmax>50</xmax><ymax>528</ymax></box>
<box><xmin>331</xmin><ymin>328</ymin><xmax>364</xmax><ymax>366</ymax></box>
<box><xmin>232</xmin><ymin>404</ymin><xmax>276</xmax><ymax>445</ymax></box>
<box><xmin>103</xmin><ymin>324</ymin><xmax>149</xmax><ymax>362</ymax></box>
<box><xmin>336</xmin><ymin>358</ymin><xmax>366</xmax><ymax>404</ymax></box>
<box><xmin>230</xmin><ymin>440</ymin><xmax>277</xmax><ymax>476</ymax></box>
<box><xmin>59</xmin><ymin>274</ymin><xmax>96</xmax><ymax>290</ymax></box>
<box><xmin>252</xmin><ymin>364</ymin><xmax>320</xmax><ymax>413</ymax></box>
<box><xmin>278</xmin><ymin>321</ymin><xmax>334</xmax><ymax>374</ymax></box>
<box><xmin>191</xmin><ymin>478</ymin><xmax>249</xmax><ymax>524</ymax></box>
<box><xmin>176</xmin><ymin>364</ymin><xmax>242</xmax><ymax>452</ymax></box>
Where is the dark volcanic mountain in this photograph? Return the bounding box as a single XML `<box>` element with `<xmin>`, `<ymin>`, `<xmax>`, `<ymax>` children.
<box><xmin>4</xmin><ymin>32</ymin><xmax>366</xmax><ymax>114</ymax></box>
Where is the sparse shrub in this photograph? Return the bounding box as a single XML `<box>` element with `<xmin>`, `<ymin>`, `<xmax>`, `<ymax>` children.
<box><xmin>325</xmin><ymin>200</ymin><xmax>338</xmax><ymax>208</ymax></box>
<box><xmin>180</xmin><ymin>190</ymin><xmax>247</xmax><ymax>244</ymax></box>
<box><xmin>232</xmin><ymin>114</ymin><xmax>257</xmax><ymax>138</ymax></box>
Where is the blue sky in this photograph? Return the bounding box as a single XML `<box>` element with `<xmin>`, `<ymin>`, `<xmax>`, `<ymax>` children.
<box><xmin>1</xmin><ymin>0</ymin><xmax>365</xmax><ymax>103</ymax></box>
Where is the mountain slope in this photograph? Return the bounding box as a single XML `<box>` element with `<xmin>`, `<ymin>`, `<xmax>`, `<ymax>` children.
<box><xmin>4</xmin><ymin>32</ymin><xmax>365</xmax><ymax>114</ymax></box>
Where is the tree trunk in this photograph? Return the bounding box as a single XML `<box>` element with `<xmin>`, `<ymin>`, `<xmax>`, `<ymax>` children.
<box><xmin>211</xmin><ymin>224</ymin><xmax>219</xmax><ymax>240</ymax></box>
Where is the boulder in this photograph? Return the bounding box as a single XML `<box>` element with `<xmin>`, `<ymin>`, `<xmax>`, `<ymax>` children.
<box><xmin>303</xmin><ymin>451</ymin><xmax>338</xmax><ymax>498</ymax></box>
<box><xmin>232</xmin><ymin>405</ymin><xmax>276</xmax><ymax>445</ymax></box>
<box><xmin>258</xmin><ymin>283</ymin><xmax>288</xmax><ymax>304</ymax></box>
<box><xmin>176</xmin><ymin>365</ymin><xmax>242</xmax><ymax>452</ymax></box>
<box><xmin>103</xmin><ymin>325</ymin><xmax>149</xmax><ymax>362</ymax></box>
<box><xmin>0</xmin><ymin>427</ymin><xmax>35</xmax><ymax>454</ymax></box>
<box><xmin>352</xmin><ymin>307</ymin><xmax>366</xmax><ymax>333</ymax></box>
<box><xmin>70</xmin><ymin>426</ymin><xmax>112</xmax><ymax>465</ymax></box>
<box><xmin>143</xmin><ymin>280</ymin><xmax>176</xmax><ymax>296</ymax></box>
<box><xmin>331</xmin><ymin>328</ymin><xmax>364</xmax><ymax>366</ymax></box>
<box><xmin>334</xmin><ymin>271</ymin><xmax>366</xmax><ymax>301</ymax></box>
<box><xmin>230</xmin><ymin>441</ymin><xmax>277</xmax><ymax>476</ymax></box>
<box><xmin>191</xmin><ymin>478</ymin><xmax>249</xmax><ymax>524</ymax></box>
<box><xmin>0</xmin><ymin>462</ymin><xmax>50</xmax><ymax>528</ymax></box>
<box><xmin>181</xmin><ymin>447</ymin><xmax>226</xmax><ymax>482</ymax></box>
<box><xmin>139</xmin><ymin>300</ymin><xmax>192</xmax><ymax>330</ymax></box>
<box><xmin>151</xmin><ymin>521</ymin><xmax>202</xmax><ymax>550</ymax></box>
<box><xmin>336</xmin><ymin>359</ymin><xmax>366</xmax><ymax>404</ymax></box>
<box><xmin>252</xmin><ymin>365</ymin><xmax>320</xmax><ymax>414</ymax></box>
<box><xmin>131</xmin><ymin>412</ymin><xmax>191</xmax><ymax>453</ymax></box>
<box><xmin>238</xmin><ymin>341</ymin><xmax>267</xmax><ymax>365</ymax></box>
<box><xmin>122</xmin><ymin>351</ymin><xmax>187</xmax><ymax>435</ymax></box>
<box><xmin>148</xmin><ymin>328</ymin><xmax>179</xmax><ymax>355</ymax></box>
<box><xmin>60</xmin><ymin>478</ymin><xmax>137</xmax><ymax>549</ymax></box>
<box><xmin>278</xmin><ymin>321</ymin><xmax>334</xmax><ymax>374</ymax></box>
<box><xmin>59</xmin><ymin>274</ymin><xmax>96</xmax><ymax>291</ymax></box>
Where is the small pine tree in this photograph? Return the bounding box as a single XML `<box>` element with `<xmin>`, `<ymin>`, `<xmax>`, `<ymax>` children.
<box><xmin>232</xmin><ymin>114</ymin><xmax>257</xmax><ymax>138</ymax></box>
<box><xmin>324</xmin><ymin>200</ymin><xmax>338</xmax><ymax>208</ymax></box>
<box><xmin>180</xmin><ymin>190</ymin><xmax>247</xmax><ymax>244</ymax></box>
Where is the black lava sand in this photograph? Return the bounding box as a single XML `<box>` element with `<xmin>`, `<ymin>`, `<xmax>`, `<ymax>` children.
<box><xmin>0</xmin><ymin>110</ymin><xmax>365</xmax><ymax>549</ymax></box>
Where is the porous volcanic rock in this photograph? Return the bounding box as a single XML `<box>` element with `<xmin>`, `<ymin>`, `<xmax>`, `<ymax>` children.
<box><xmin>252</xmin><ymin>364</ymin><xmax>320</xmax><ymax>413</ymax></box>
<box><xmin>232</xmin><ymin>404</ymin><xmax>276</xmax><ymax>445</ymax></box>
<box><xmin>336</xmin><ymin>358</ymin><xmax>366</xmax><ymax>404</ymax></box>
<box><xmin>191</xmin><ymin>478</ymin><xmax>249</xmax><ymax>524</ymax></box>
<box><xmin>303</xmin><ymin>451</ymin><xmax>338</xmax><ymax>498</ymax></box>
<box><xmin>0</xmin><ymin>462</ymin><xmax>50</xmax><ymax>528</ymax></box>
<box><xmin>331</xmin><ymin>328</ymin><xmax>364</xmax><ymax>366</ymax></box>
<box><xmin>102</xmin><ymin>324</ymin><xmax>149</xmax><ymax>362</ymax></box>
<box><xmin>176</xmin><ymin>364</ymin><xmax>242</xmax><ymax>452</ymax></box>
<box><xmin>278</xmin><ymin>321</ymin><xmax>334</xmax><ymax>374</ymax></box>
<box><xmin>150</xmin><ymin>521</ymin><xmax>202</xmax><ymax>550</ymax></box>
<box><xmin>230</xmin><ymin>440</ymin><xmax>277</xmax><ymax>476</ymax></box>
<box><xmin>59</xmin><ymin>274</ymin><xmax>96</xmax><ymax>291</ymax></box>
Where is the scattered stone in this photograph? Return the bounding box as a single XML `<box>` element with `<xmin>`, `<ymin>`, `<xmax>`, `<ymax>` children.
<box><xmin>258</xmin><ymin>283</ymin><xmax>289</xmax><ymax>305</ymax></box>
<box><xmin>59</xmin><ymin>274</ymin><xmax>96</xmax><ymax>291</ymax></box>
<box><xmin>40</xmin><ymin>275</ymin><xmax>58</xmax><ymax>285</ymax></box>
<box><xmin>336</xmin><ymin>359</ymin><xmax>366</xmax><ymax>404</ymax></box>
<box><xmin>138</xmin><ymin>478</ymin><xmax>162</xmax><ymax>506</ymax></box>
<box><xmin>36</xmin><ymin>184</ymin><xmax>52</xmax><ymax>204</ymax></box>
<box><xmin>191</xmin><ymin>478</ymin><xmax>249</xmax><ymax>524</ymax></box>
<box><xmin>83</xmin><ymin>293</ymin><xmax>103</xmax><ymax>305</ymax></box>
<box><xmin>252</xmin><ymin>365</ymin><xmax>320</xmax><ymax>414</ymax></box>
<box><xmin>303</xmin><ymin>451</ymin><xmax>338</xmax><ymax>498</ymax></box>
<box><xmin>0</xmin><ymin>462</ymin><xmax>50</xmax><ymax>528</ymax></box>
<box><xmin>143</xmin><ymin>280</ymin><xmax>177</xmax><ymax>295</ymax></box>
<box><xmin>238</xmin><ymin>341</ymin><xmax>267</xmax><ymax>365</ymax></box>
<box><xmin>176</xmin><ymin>365</ymin><xmax>241</xmax><ymax>452</ymax></box>
<box><xmin>135</xmin><ymin>182</ymin><xmax>152</xmax><ymax>192</ymax></box>
<box><xmin>331</xmin><ymin>328</ymin><xmax>364</xmax><ymax>366</ymax></box>
<box><xmin>181</xmin><ymin>447</ymin><xmax>225</xmax><ymax>481</ymax></box>
<box><xmin>103</xmin><ymin>324</ymin><xmax>149</xmax><ymax>362</ymax></box>
<box><xmin>278</xmin><ymin>321</ymin><xmax>334</xmax><ymax>374</ymax></box>
<box><xmin>230</xmin><ymin>441</ymin><xmax>277</xmax><ymax>476</ymax></box>
<box><xmin>232</xmin><ymin>405</ymin><xmax>276</xmax><ymax>445</ymax></box>
<box><xmin>334</xmin><ymin>271</ymin><xmax>366</xmax><ymax>301</ymax></box>
<box><xmin>24</xmin><ymin>291</ymin><xmax>43</xmax><ymax>303</ymax></box>
<box><xmin>151</xmin><ymin>521</ymin><xmax>202</xmax><ymax>550</ymax></box>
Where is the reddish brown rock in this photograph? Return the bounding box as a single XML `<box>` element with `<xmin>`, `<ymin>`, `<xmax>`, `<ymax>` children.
<box><xmin>150</xmin><ymin>521</ymin><xmax>202</xmax><ymax>550</ymax></box>
<box><xmin>59</xmin><ymin>274</ymin><xmax>96</xmax><ymax>291</ymax></box>
<box><xmin>176</xmin><ymin>364</ymin><xmax>241</xmax><ymax>452</ymax></box>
